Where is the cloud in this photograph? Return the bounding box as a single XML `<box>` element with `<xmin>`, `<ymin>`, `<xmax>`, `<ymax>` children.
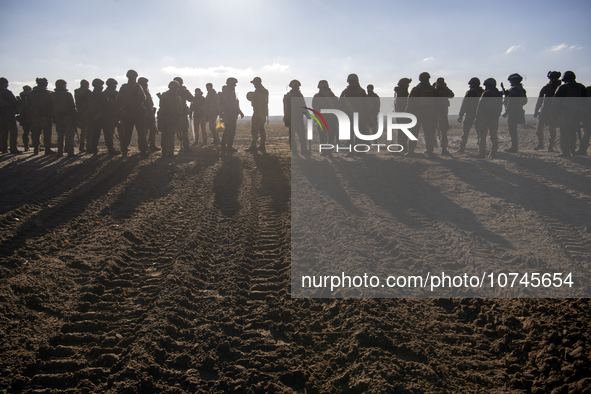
<box><xmin>422</xmin><ymin>57</ymin><xmax>433</xmax><ymax>62</ymax></box>
<box><xmin>76</xmin><ymin>63</ymin><xmax>98</xmax><ymax>69</ymax></box>
<box><xmin>549</xmin><ymin>43</ymin><xmax>582</xmax><ymax>51</ymax></box>
<box><xmin>162</xmin><ymin>63</ymin><xmax>290</xmax><ymax>78</ymax></box>
<box><xmin>506</xmin><ymin>45</ymin><xmax>521</xmax><ymax>54</ymax></box>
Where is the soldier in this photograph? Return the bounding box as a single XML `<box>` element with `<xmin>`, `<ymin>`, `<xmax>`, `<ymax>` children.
<box><xmin>88</xmin><ymin>78</ymin><xmax>118</xmax><ymax>155</ymax></box>
<box><xmin>219</xmin><ymin>77</ymin><xmax>244</xmax><ymax>155</ymax></box>
<box><xmin>502</xmin><ymin>73</ymin><xmax>527</xmax><ymax>153</ymax></box>
<box><xmin>16</xmin><ymin>85</ymin><xmax>32</xmax><ymax>152</ymax></box>
<box><xmin>367</xmin><ymin>84</ymin><xmax>380</xmax><ymax>138</ymax></box>
<box><xmin>158</xmin><ymin>81</ymin><xmax>183</xmax><ymax>158</ymax></box>
<box><xmin>104</xmin><ymin>78</ymin><xmax>121</xmax><ymax>153</ymax></box>
<box><xmin>553</xmin><ymin>71</ymin><xmax>587</xmax><ymax>157</ymax></box>
<box><xmin>51</xmin><ymin>80</ymin><xmax>77</xmax><ymax>157</ymax></box>
<box><xmin>475</xmin><ymin>78</ymin><xmax>504</xmax><ymax>159</ymax></box>
<box><xmin>138</xmin><ymin>77</ymin><xmax>160</xmax><ymax>152</ymax></box>
<box><xmin>246</xmin><ymin>76</ymin><xmax>269</xmax><ymax>154</ymax></box>
<box><xmin>74</xmin><ymin>80</ymin><xmax>92</xmax><ymax>153</ymax></box>
<box><xmin>457</xmin><ymin>77</ymin><xmax>484</xmax><ymax>153</ymax></box>
<box><xmin>433</xmin><ymin>77</ymin><xmax>455</xmax><ymax>155</ymax></box>
<box><xmin>312</xmin><ymin>80</ymin><xmax>338</xmax><ymax>153</ymax></box>
<box><xmin>173</xmin><ymin>77</ymin><xmax>194</xmax><ymax>153</ymax></box>
<box><xmin>190</xmin><ymin>88</ymin><xmax>207</xmax><ymax>145</ymax></box>
<box><xmin>205</xmin><ymin>83</ymin><xmax>220</xmax><ymax>145</ymax></box>
<box><xmin>116</xmin><ymin>69</ymin><xmax>149</xmax><ymax>157</ymax></box>
<box><xmin>406</xmin><ymin>72</ymin><xmax>437</xmax><ymax>158</ymax></box>
<box><xmin>577</xmin><ymin>85</ymin><xmax>591</xmax><ymax>156</ymax></box>
<box><xmin>533</xmin><ymin>71</ymin><xmax>562</xmax><ymax>151</ymax></box>
<box><xmin>27</xmin><ymin>77</ymin><xmax>53</xmax><ymax>155</ymax></box>
<box><xmin>283</xmin><ymin>79</ymin><xmax>307</xmax><ymax>155</ymax></box>
<box><xmin>0</xmin><ymin>78</ymin><xmax>21</xmax><ymax>154</ymax></box>
<box><xmin>394</xmin><ymin>77</ymin><xmax>412</xmax><ymax>152</ymax></box>
<box><xmin>340</xmin><ymin>74</ymin><xmax>368</xmax><ymax>157</ymax></box>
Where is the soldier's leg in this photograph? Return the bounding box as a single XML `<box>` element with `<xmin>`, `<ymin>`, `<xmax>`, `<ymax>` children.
<box><xmin>259</xmin><ymin>122</ymin><xmax>266</xmax><ymax>153</ymax></box>
<box><xmin>424</xmin><ymin>121</ymin><xmax>437</xmax><ymax>157</ymax></box>
<box><xmin>103</xmin><ymin>121</ymin><xmax>115</xmax><ymax>154</ymax></box>
<box><xmin>534</xmin><ymin>117</ymin><xmax>545</xmax><ymax>150</ymax></box>
<box><xmin>199</xmin><ymin>119</ymin><xmax>207</xmax><ymax>144</ymax></box>
<box><xmin>440</xmin><ymin>118</ymin><xmax>450</xmax><ymax>154</ymax></box>
<box><xmin>407</xmin><ymin>123</ymin><xmax>421</xmax><ymax>155</ymax></box>
<box><xmin>226</xmin><ymin>117</ymin><xmax>237</xmax><ymax>150</ymax></box>
<box><xmin>477</xmin><ymin>123</ymin><xmax>488</xmax><ymax>158</ymax></box>
<box><xmin>247</xmin><ymin>116</ymin><xmax>259</xmax><ymax>151</ymax></box>
<box><xmin>490</xmin><ymin>120</ymin><xmax>499</xmax><ymax>158</ymax></box>
<box><xmin>458</xmin><ymin>116</ymin><xmax>474</xmax><ymax>152</ymax></box>
<box><xmin>209</xmin><ymin>116</ymin><xmax>220</xmax><ymax>144</ymax></box>
<box><xmin>180</xmin><ymin>118</ymin><xmax>191</xmax><ymax>151</ymax></box>
<box><xmin>7</xmin><ymin>119</ymin><xmax>19</xmax><ymax>153</ymax></box>
<box><xmin>120</xmin><ymin>118</ymin><xmax>133</xmax><ymax>155</ymax></box>
<box><xmin>0</xmin><ymin>122</ymin><xmax>8</xmax><ymax>153</ymax></box>
<box><xmin>43</xmin><ymin>121</ymin><xmax>54</xmax><ymax>154</ymax></box>
<box><xmin>55</xmin><ymin>123</ymin><xmax>64</xmax><ymax>156</ymax></box>
<box><xmin>22</xmin><ymin>124</ymin><xmax>30</xmax><ymax>152</ymax></box>
<box><xmin>90</xmin><ymin>123</ymin><xmax>101</xmax><ymax>154</ymax></box>
<box><xmin>135</xmin><ymin>117</ymin><xmax>149</xmax><ymax>154</ymax></box>
<box><xmin>548</xmin><ymin>116</ymin><xmax>558</xmax><ymax>152</ymax></box>
<box><xmin>31</xmin><ymin>122</ymin><xmax>41</xmax><ymax>155</ymax></box>
<box><xmin>65</xmin><ymin>123</ymin><xmax>76</xmax><ymax>156</ymax></box>
<box><xmin>506</xmin><ymin>117</ymin><xmax>518</xmax><ymax>152</ymax></box>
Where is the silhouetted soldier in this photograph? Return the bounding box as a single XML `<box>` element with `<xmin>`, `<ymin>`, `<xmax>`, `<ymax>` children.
<box><xmin>502</xmin><ymin>73</ymin><xmax>527</xmax><ymax>153</ymax></box>
<box><xmin>88</xmin><ymin>78</ymin><xmax>118</xmax><ymax>155</ymax></box>
<box><xmin>312</xmin><ymin>80</ymin><xmax>338</xmax><ymax>153</ymax></box>
<box><xmin>51</xmin><ymin>80</ymin><xmax>77</xmax><ymax>157</ymax></box>
<box><xmin>577</xmin><ymin>85</ymin><xmax>591</xmax><ymax>156</ymax></box>
<box><xmin>16</xmin><ymin>85</ymin><xmax>32</xmax><ymax>152</ymax></box>
<box><xmin>394</xmin><ymin>78</ymin><xmax>412</xmax><ymax>151</ymax></box>
<box><xmin>554</xmin><ymin>71</ymin><xmax>587</xmax><ymax>157</ymax></box>
<box><xmin>158</xmin><ymin>81</ymin><xmax>183</xmax><ymax>158</ymax></box>
<box><xmin>406</xmin><ymin>72</ymin><xmax>437</xmax><ymax>158</ymax></box>
<box><xmin>138</xmin><ymin>77</ymin><xmax>160</xmax><ymax>152</ymax></box>
<box><xmin>116</xmin><ymin>69</ymin><xmax>148</xmax><ymax>157</ymax></box>
<box><xmin>283</xmin><ymin>79</ymin><xmax>307</xmax><ymax>155</ymax></box>
<box><xmin>433</xmin><ymin>77</ymin><xmax>455</xmax><ymax>155</ymax></box>
<box><xmin>475</xmin><ymin>78</ymin><xmax>503</xmax><ymax>159</ymax></box>
<box><xmin>533</xmin><ymin>71</ymin><xmax>561</xmax><ymax>151</ymax></box>
<box><xmin>340</xmin><ymin>74</ymin><xmax>367</xmax><ymax>157</ymax></box>
<box><xmin>190</xmin><ymin>88</ymin><xmax>207</xmax><ymax>145</ymax></box>
<box><xmin>205</xmin><ymin>83</ymin><xmax>220</xmax><ymax>145</ymax></box>
<box><xmin>28</xmin><ymin>77</ymin><xmax>53</xmax><ymax>155</ymax></box>
<box><xmin>367</xmin><ymin>84</ymin><xmax>380</xmax><ymax>138</ymax></box>
<box><xmin>0</xmin><ymin>78</ymin><xmax>21</xmax><ymax>154</ymax></box>
<box><xmin>74</xmin><ymin>80</ymin><xmax>92</xmax><ymax>153</ymax></box>
<box><xmin>246</xmin><ymin>77</ymin><xmax>269</xmax><ymax>154</ymax></box>
<box><xmin>104</xmin><ymin>78</ymin><xmax>121</xmax><ymax>152</ymax></box>
<box><xmin>173</xmin><ymin>77</ymin><xmax>194</xmax><ymax>153</ymax></box>
<box><xmin>219</xmin><ymin>77</ymin><xmax>244</xmax><ymax>154</ymax></box>
<box><xmin>457</xmin><ymin>77</ymin><xmax>484</xmax><ymax>153</ymax></box>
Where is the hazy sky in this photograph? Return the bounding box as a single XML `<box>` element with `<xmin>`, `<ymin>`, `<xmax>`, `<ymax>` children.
<box><xmin>2</xmin><ymin>0</ymin><xmax>590</xmax><ymax>115</ymax></box>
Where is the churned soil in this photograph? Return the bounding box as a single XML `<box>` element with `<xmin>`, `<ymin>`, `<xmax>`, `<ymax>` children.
<box><xmin>0</xmin><ymin>119</ymin><xmax>590</xmax><ymax>393</ymax></box>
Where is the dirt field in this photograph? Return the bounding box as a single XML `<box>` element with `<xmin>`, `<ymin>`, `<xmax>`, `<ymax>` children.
<box><xmin>1</xmin><ymin>119</ymin><xmax>590</xmax><ymax>393</ymax></box>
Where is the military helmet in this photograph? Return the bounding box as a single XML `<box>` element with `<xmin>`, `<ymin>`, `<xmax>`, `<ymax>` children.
<box><xmin>0</xmin><ymin>77</ymin><xmax>8</xmax><ymax>86</ymax></box>
<box><xmin>468</xmin><ymin>77</ymin><xmax>480</xmax><ymax>86</ymax></box>
<box><xmin>398</xmin><ymin>78</ymin><xmax>412</xmax><ymax>85</ymax></box>
<box><xmin>347</xmin><ymin>73</ymin><xmax>359</xmax><ymax>84</ymax></box>
<box><xmin>547</xmin><ymin>71</ymin><xmax>561</xmax><ymax>79</ymax></box>
<box><xmin>36</xmin><ymin>77</ymin><xmax>48</xmax><ymax>86</ymax></box>
<box><xmin>367</xmin><ymin>84</ymin><xmax>374</xmax><ymax>90</ymax></box>
<box><xmin>289</xmin><ymin>79</ymin><xmax>301</xmax><ymax>88</ymax></box>
<box><xmin>92</xmin><ymin>78</ymin><xmax>104</xmax><ymax>88</ymax></box>
<box><xmin>138</xmin><ymin>77</ymin><xmax>149</xmax><ymax>85</ymax></box>
<box><xmin>419</xmin><ymin>72</ymin><xmax>430</xmax><ymax>82</ymax></box>
<box><xmin>126</xmin><ymin>69</ymin><xmax>138</xmax><ymax>78</ymax></box>
<box><xmin>317</xmin><ymin>80</ymin><xmax>329</xmax><ymax>89</ymax></box>
<box><xmin>168</xmin><ymin>80</ymin><xmax>180</xmax><ymax>89</ymax></box>
<box><xmin>250</xmin><ymin>76</ymin><xmax>262</xmax><ymax>84</ymax></box>
<box><xmin>80</xmin><ymin>79</ymin><xmax>89</xmax><ymax>88</ymax></box>
<box><xmin>206</xmin><ymin>82</ymin><xmax>213</xmax><ymax>89</ymax></box>
<box><xmin>562</xmin><ymin>71</ymin><xmax>576</xmax><ymax>82</ymax></box>
<box><xmin>507</xmin><ymin>73</ymin><xmax>523</xmax><ymax>83</ymax></box>
<box><xmin>23</xmin><ymin>85</ymin><xmax>31</xmax><ymax>92</ymax></box>
<box><xmin>436</xmin><ymin>77</ymin><xmax>445</xmax><ymax>84</ymax></box>
<box><xmin>194</xmin><ymin>88</ymin><xmax>202</xmax><ymax>95</ymax></box>
<box><xmin>55</xmin><ymin>79</ymin><xmax>67</xmax><ymax>88</ymax></box>
<box><xmin>483</xmin><ymin>78</ymin><xmax>497</xmax><ymax>88</ymax></box>
<box><xmin>246</xmin><ymin>91</ymin><xmax>255</xmax><ymax>101</ymax></box>
<box><xmin>226</xmin><ymin>77</ymin><xmax>238</xmax><ymax>85</ymax></box>
<box><xmin>106</xmin><ymin>78</ymin><xmax>118</xmax><ymax>87</ymax></box>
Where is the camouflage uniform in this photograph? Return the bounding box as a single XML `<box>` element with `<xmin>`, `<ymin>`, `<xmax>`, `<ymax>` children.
<box><xmin>366</xmin><ymin>85</ymin><xmax>381</xmax><ymax>139</ymax></box>
<box><xmin>88</xmin><ymin>79</ymin><xmax>117</xmax><ymax>155</ymax></box>
<box><xmin>138</xmin><ymin>78</ymin><xmax>160</xmax><ymax>152</ymax></box>
<box><xmin>457</xmin><ymin>78</ymin><xmax>484</xmax><ymax>152</ymax></box>
<box><xmin>283</xmin><ymin>80</ymin><xmax>306</xmax><ymax>154</ymax></box>
<box><xmin>220</xmin><ymin>78</ymin><xmax>243</xmax><ymax>154</ymax></box>
<box><xmin>433</xmin><ymin>78</ymin><xmax>454</xmax><ymax>154</ymax></box>
<box><xmin>578</xmin><ymin>86</ymin><xmax>591</xmax><ymax>155</ymax></box>
<box><xmin>158</xmin><ymin>81</ymin><xmax>183</xmax><ymax>158</ymax></box>
<box><xmin>74</xmin><ymin>81</ymin><xmax>92</xmax><ymax>152</ymax></box>
<box><xmin>16</xmin><ymin>86</ymin><xmax>31</xmax><ymax>151</ymax></box>
<box><xmin>406</xmin><ymin>73</ymin><xmax>437</xmax><ymax>157</ymax></box>
<box><xmin>190</xmin><ymin>89</ymin><xmax>207</xmax><ymax>145</ymax></box>
<box><xmin>173</xmin><ymin>78</ymin><xmax>194</xmax><ymax>153</ymax></box>
<box><xmin>312</xmin><ymin>80</ymin><xmax>338</xmax><ymax>148</ymax></box>
<box><xmin>475</xmin><ymin>79</ymin><xmax>503</xmax><ymax>158</ymax></box>
<box><xmin>205</xmin><ymin>84</ymin><xmax>220</xmax><ymax>145</ymax></box>
<box><xmin>52</xmin><ymin>81</ymin><xmax>77</xmax><ymax>157</ymax></box>
<box><xmin>340</xmin><ymin>74</ymin><xmax>368</xmax><ymax>157</ymax></box>
<box><xmin>394</xmin><ymin>78</ymin><xmax>411</xmax><ymax>151</ymax></box>
<box><xmin>116</xmin><ymin>71</ymin><xmax>148</xmax><ymax>156</ymax></box>
<box><xmin>27</xmin><ymin>79</ymin><xmax>53</xmax><ymax>155</ymax></box>
<box><xmin>534</xmin><ymin>72</ymin><xmax>561</xmax><ymax>151</ymax></box>
<box><xmin>503</xmin><ymin>75</ymin><xmax>527</xmax><ymax>153</ymax></box>
<box><xmin>0</xmin><ymin>79</ymin><xmax>21</xmax><ymax>154</ymax></box>
<box><xmin>553</xmin><ymin>72</ymin><xmax>587</xmax><ymax>157</ymax></box>
<box><xmin>246</xmin><ymin>77</ymin><xmax>269</xmax><ymax>153</ymax></box>
<box><xmin>104</xmin><ymin>79</ymin><xmax>121</xmax><ymax>152</ymax></box>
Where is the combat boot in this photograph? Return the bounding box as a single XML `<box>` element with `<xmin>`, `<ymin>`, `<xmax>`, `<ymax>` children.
<box><xmin>33</xmin><ymin>145</ymin><xmax>39</xmax><ymax>155</ymax></box>
<box><xmin>533</xmin><ymin>141</ymin><xmax>544</xmax><ymax>150</ymax></box>
<box><xmin>23</xmin><ymin>141</ymin><xmax>29</xmax><ymax>152</ymax></box>
<box><xmin>456</xmin><ymin>142</ymin><xmax>466</xmax><ymax>153</ymax></box>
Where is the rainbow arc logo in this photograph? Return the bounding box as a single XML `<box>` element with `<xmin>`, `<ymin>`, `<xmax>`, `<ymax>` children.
<box><xmin>302</xmin><ymin>107</ymin><xmax>328</xmax><ymax>132</ymax></box>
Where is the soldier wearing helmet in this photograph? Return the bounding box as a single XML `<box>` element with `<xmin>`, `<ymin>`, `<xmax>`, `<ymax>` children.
<box><xmin>88</xmin><ymin>78</ymin><xmax>118</xmax><ymax>156</ymax></box>
<box><xmin>51</xmin><ymin>79</ymin><xmax>77</xmax><ymax>157</ymax></box>
<box><xmin>204</xmin><ymin>83</ymin><xmax>220</xmax><ymax>145</ymax></box>
<box><xmin>116</xmin><ymin>69</ymin><xmax>149</xmax><ymax>157</ymax></box>
<box><xmin>137</xmin><ymin>77</ymin><xmax>160</xmax><ymax>152</ymax></box>
<box><xmin>579</xmin><ymin>85</ymin><xmax>591</xmax><ymax>156</ymax></box>
<box><xmin>190</xmin><ymin>87</ymin><xmax>207</xmax><ymax>145</ymax></box>
<box><xmin>366</xmin><ymin>84</ymin><xmax>381</xmax><ymax>142</ymax></box>
<box><xmin>457</xmin><ymin>77</ymin><xmax>484</xmax><ymax>153</ymax></box>
<box><xmin>103</xmin><ymin>79</ymin><xmax>121</xmax><ymax>152</ymax></box>
<box><xmin>158</xmin><ymin>81</ymin><xmax>183</xmax><ymax>158</ymax></box>
<box><xmin>312</xmin><ymin>80</ymin><xmax>338</xmax><ymax>153</ymax></box>
<box><xmin>74</xmin><ymin>80</ymin><xmax>92</xmax><ymax>153</ymax></box>
<box><xmin>340</xmin><ymin>74</ymin><xmax>368</xmax><ymax>157</ymax></box>
<box><xmin>16</xmin><ymin>85</ymin><xmax>32</xmax><ymax>152</ymax></box>
<box><xmin>27</xmin><ymin>77</ymin><xmax>53</xmax><ymax>155</ymax></box>
<box><xmin>553</xmin><ymin>71</ymin><xmax>587</xmax><ymax>157</ymax></box>
<box><xmin>172</xmin><ymin>76</ymin><xmax>194</xmax><ymax>153</ymax></box>
<box><xmin>433</xmin><ymin>77</ymin><xmax>455</xmax><ymax>155</ymax></box>
<box><xmin>219</xmin><ymin>77</ymin><xmax>244</xmax><ymax>155</ymax></box>
<box><xmin>533</xmin><ymin>71</ymin><xmax>562</xmax><ymax>151</ymax></box>
<box><xmin>283</xmin><ymin>79</ymin><xmax>307</xmax><ymax>154</ymax></box>
<box><xmin>474</xmin><ymin>78</ymin><xmax>503</xmax><ymax>159</ymax></box>
<box><xmin>394</xmin><ymin>78</ymin><xmax>412</xmax><ymax>151</ymax></box>
<box><xmin>502</xmin><ymin>73</ymin><xmax>527</xmax><ymax>153</ymax></box>
<box><xmin>0</xmin><ymin>77</ymin><xmax>21</xmax><ymax>154</ymax></box>
<box><xmin>245</xmin><ymin>77</ymin><xmax>269</xmax><ymax>154</ymax></box>
<box><xmin>406</xmin><ymin>72</ymin><xmax>437</xmax><ymax>157</ymax></box>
